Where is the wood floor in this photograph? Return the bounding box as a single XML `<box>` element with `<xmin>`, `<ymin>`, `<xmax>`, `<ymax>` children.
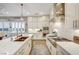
<box><xmin>30</xmin><ymin>40</ymin><xmax>50</xmax><ymax>55</ymax></box>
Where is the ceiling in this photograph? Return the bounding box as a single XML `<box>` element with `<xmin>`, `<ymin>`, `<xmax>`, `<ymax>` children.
<box><xmin>0</xmin><ymin>3</ymin><xmax>53</xmax><ymax>16</ymax></box>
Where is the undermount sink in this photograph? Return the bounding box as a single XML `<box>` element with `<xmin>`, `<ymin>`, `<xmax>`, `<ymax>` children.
<box><xmin>53</xmin><ymin>37</ymin><xmax>72</xmax><ymax>42</ymax></box>
<box><xmin>15</xmin><ymin>36</ymin><xmax>29</xmax><ymax>41</ymax></box>
<box><xmin>48</xmin><ymin>36</ymin><xmax>72</xmax><ymax>42</ymax></box>
<box><xmin>0</xmin><ymin>37</ymin><xmax>3</xmax><ymax>40</ymax></box>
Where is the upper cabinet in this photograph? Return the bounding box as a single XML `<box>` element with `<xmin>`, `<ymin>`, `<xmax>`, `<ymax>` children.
<box><xmin>50</xmin><ymin>3</ymin><xmax>65</xmax><ymax>21</ymax></box>
<box><xmin>55</xmin><ymin>3</ymin><xmax>65</xmax><ymax>16</ymax></box>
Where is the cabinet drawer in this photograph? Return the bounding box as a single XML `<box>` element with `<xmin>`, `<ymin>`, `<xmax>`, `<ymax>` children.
<box><xmin>51</xmin><ymin>46</ymin><xmax>56</xmax><ymax>55</ymax></box>
<box><xmin>46</xmin><ymin>39</ymin><xmax>56</xmax><ymax>55</ymax></box>
<box><xmin>16</xmin><ymin>48</ymin><xmax>24</xmax><ymax>55</ymax></box>
<box><xmin>56</xmin><ymin>45</ymin><xmax>70</xmax><ymax>55</ymax></box>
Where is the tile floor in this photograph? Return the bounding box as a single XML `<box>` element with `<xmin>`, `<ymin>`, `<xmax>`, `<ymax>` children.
<box><xmin>30</xmin><ymin>40</ymin><xmax>50</xmax><ymax>55</ymax></box>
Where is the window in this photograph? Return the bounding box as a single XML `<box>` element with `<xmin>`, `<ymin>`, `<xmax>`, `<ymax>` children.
<box><xmin>0</xmin><ymin>22</ymin><xmax>3</xmax><ymax>31</ymax></box>
<box><xmin>3</xmin><ymin>22</ymin><xmax>10</xmax><ymax>31</ymax></box>
<box><xmin>0</xmin><ymin>21</ymin><xmax>26</xmax><ymax>37</ymax></box>
<box><xmin>11</xmin><ymin>22</ymin><xmax>25</xmax><ymax>33</ymax></box>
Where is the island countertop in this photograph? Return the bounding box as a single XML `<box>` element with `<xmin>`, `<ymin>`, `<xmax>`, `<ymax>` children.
<box><xmin>0</xmin><ymin>34</ymin><xmax>33</xmax><ymax>55</ymax></box>
<box><xmin>57</xmin><ymin>42</ymin><xmax>79</xmax><ymax>55</ymax></box>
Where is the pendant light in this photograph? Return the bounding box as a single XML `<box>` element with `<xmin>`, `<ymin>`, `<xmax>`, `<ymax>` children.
<box><xmin>20</xmin><ymin>3</ymin><xmax>24</xmax><ymax>35</ymax></box>
<box><xmin>20</xmin><ymin>3</ymin><xmax>24</xmax><ymax>21</ymax></box>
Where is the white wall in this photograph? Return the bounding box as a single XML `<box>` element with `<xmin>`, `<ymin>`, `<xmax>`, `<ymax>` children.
<box><xmin>27</xmin><ymin>16</ymin><xmax>50</xmax><ymax>30</ymax></box>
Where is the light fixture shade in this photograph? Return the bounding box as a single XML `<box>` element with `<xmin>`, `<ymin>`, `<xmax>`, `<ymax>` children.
<box><xmin>21</xmin><ymin>4</ymin><xmax>23</xmax><ymax>6</ymax></box>
<box><xmin>20</xmin><ymin>3</ymin><xmax>24</xmax><ymax>21</ymax></box>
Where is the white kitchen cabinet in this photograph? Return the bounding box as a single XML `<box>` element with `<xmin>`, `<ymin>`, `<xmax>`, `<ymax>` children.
<box><xmin>15</xmin><ymin>38</ymin><xmax>32</xmax><ymax>55</ymax></box>
<box><xmin>24</xmin><ymin>39</ymin><xmax>32</xmax><ymax>55</ymax></box>
<box><xmin>56</xmin><ymin>48</ymin><xmax>64</xmax><ymax>55</ymax></box>
<box><xmin>56</xmin><ymin>45</ymin><xmax>69</xmax><ymax>55</ymax></box>
<box><xmin>46</xmin><ymin>39</ymin><xmax>51</xmax><ymax>51</ymax></box>
<box><xmin>15</xmin><ymin>46</ymin><xmax>25</xmax><ymax>55</ymax></box>
<box><xmin>46</xmin><ymin>38</ymin><xmax>56</xmax><ymax>55</ymax></box>
<box><xmin>50</xmin><ymin>44</ymin><xmax>56</xmax><ymax>55</ymax></box>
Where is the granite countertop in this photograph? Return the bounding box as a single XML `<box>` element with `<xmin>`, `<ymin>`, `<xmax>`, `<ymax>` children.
<box><xmin>47</xmin><ymin>37</ymin><xmax>72</xmax><ymax>48</ymax></box>
<box><xmin>57</xmin><ymin>42</ymin><xmax>79</xmax><ymax>55</ymax></box>
<box><xmin>47</xmin><ymin>36</ymin><xmax>79</xmax><ymax>55</ymax></box>
<box><xmin>47</xmin><ymin>37</ymin><xmax>72</xmax><ymax>42</ymax></box>
<box><xmin>0</xmin><ymin>34</ymin><xmax>33</xmax><ymax>55</ymax></box>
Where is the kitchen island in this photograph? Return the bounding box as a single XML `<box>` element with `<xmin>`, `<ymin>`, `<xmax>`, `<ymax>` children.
<box><xmin>0</xmin><ymin>34</ymin><xmax>33</xmax><ymax>55</ymax></box>
<box><xmin>57</xmin><ymin>42</ymin><xmax>79</xmax><ymax>55</ymax></box>
<box><xmin>46</xmin><ymin>36</ymin><xmax>79</xmax><ymax>55</ymax></box>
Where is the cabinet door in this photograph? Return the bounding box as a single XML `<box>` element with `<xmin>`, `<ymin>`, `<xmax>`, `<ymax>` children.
<box><xmin>50</xmin><ymin>45</ymin><xmax>56</xmax><ymax>55</ymax></box>
<box><xmin>46</xmin><ymin>39</ymin><xmax>51</xmax><ymax>51</ymax></box>
<box><xmin>16</xmin><ymin>39</ymin><xmax>32</xmax><ymax>55</ymax></box>
<box><xmin>56</xmin><ymin>49</ymin><xmax>64</xmax><ymax>55</ymax></box>
<box><xmin>46</xmin><ymin>39</ymin><xmax>56</xmax><ymax>55</ymax></box>
<box><xmin>24</xmin><ymin>39</ymin><xmax>32</xmax><ymax>55</ymax></box>
<box><xmin>16</xmin><ymin>48</ymin><xmax>25</xmax><ymax>55</ymax></box>
<box><xmin>56</xmin><ymin>45</ymin><xmax>69</xmax><ymax>55</ymax></box>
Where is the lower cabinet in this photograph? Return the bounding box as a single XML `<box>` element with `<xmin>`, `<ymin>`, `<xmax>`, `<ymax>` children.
<box><xmin>24</xmin><ymin>39</ymin><xmax>32</xmax><ymax>55</ymax></box>
<box><xmin>50</xmin><ymin>45</ymin><xmax>56</xmax><ymax>55</ymax></box>
<box><xmin>56</xmin><ymin>49</ymin><xmax>64</xmax><ymax>55</ymax></box>
<box><xmin>15</xmin><ymin>39</ymin><xmax>32</xmax><ymax>55</ymax></box>
<box><xmin>46</xmin><ymin>39</ymin><xmax>56</xmax><ymax>55</ymax></box>
<box><xmin>56</xmin><ymin>45</ymin><xmax>70</xmax><ymax>55</ymax></box>
<box><xmin>46</xmin><ymin>39</ymin><xmax>69</xmax><ymax>55</ymax></box>
<box><xmin>46</xmin><ymin>39</ymin><xmax>51</xmax><ymax>51</ymax></box>
<box><xmin>16</xmin><ymin>48</ymin><xmax>25</xmax><ymax>55</ymax></box>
